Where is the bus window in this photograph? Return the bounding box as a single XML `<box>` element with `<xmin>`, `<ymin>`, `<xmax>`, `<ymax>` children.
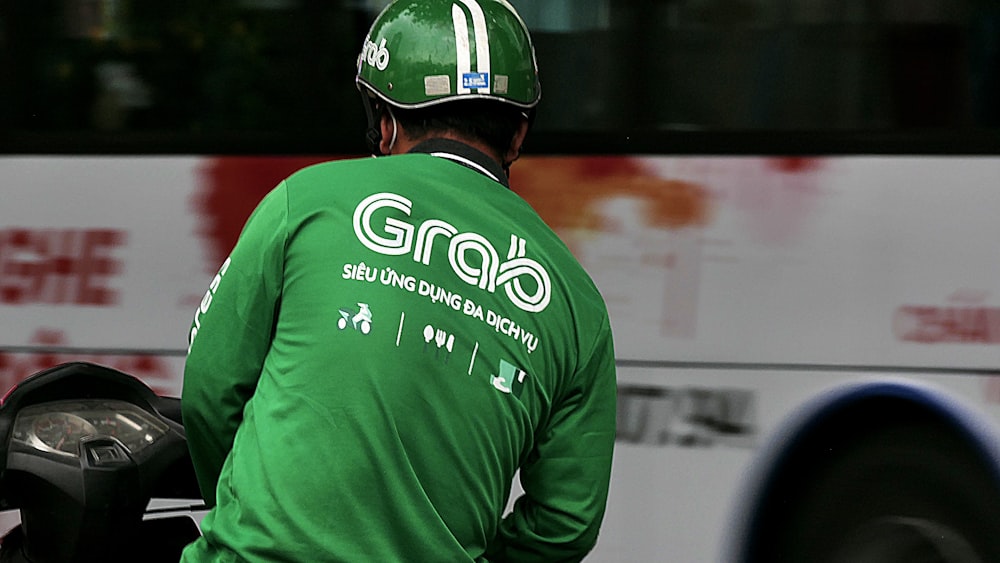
<box><xmin>1</xmin><ymin>0</ymin><xmax>998</xmax><ymax>153</ymax></box>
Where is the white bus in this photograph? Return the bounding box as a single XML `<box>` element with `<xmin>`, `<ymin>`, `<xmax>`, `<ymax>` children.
<box><xmin>5</xmin><ymin>1</ymin><xmax>1000</xmax><ymax>559</ymax></box>
<box><xmin>2</xmin><ymin>153</ymin><xmax>998</xmax><ymax>562</ymax></box>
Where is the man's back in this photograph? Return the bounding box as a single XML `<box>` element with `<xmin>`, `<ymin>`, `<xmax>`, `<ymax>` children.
<box><xmin>182</xmin><ymin>143</ymin><xmax>616</xmax><ymax>562</ymax></box>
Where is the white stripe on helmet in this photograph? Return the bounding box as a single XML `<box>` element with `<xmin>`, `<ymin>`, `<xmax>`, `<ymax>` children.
<box><xmin>452</xmin><ymin>4</ymin><xmax>473</xmax><ymax>95</ymax></box>
<box><xmin>457</xmin><ymin>0</ymin><xmax>491</xmax><ymax>91</ymax></box>
<box><xmin>453</xmin><ymin>0</ymin><xmax>491</xmax><ymax>95</ymax></box>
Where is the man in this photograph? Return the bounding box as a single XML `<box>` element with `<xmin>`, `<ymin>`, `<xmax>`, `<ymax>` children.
<box><xmin>181</xmin><ymin>1</ymin><xmax>617</xmax><ymax>561</ymax></box>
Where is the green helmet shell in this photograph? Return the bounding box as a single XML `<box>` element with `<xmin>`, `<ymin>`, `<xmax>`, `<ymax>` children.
<box><xmin>356</xmin><ymin>0</ymin><xmax>541</xmax><ymax>110</ymax></box>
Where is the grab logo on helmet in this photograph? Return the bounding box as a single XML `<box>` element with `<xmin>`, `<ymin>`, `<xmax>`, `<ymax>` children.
<box><xmin>353</xmin><ymin>192</ymin><xmax>552</xmax><ymax>313</ymax></box>
<box><xmin>361</xmin><ymin>36</ymin><xmax>390</xmax><ymax>71</ymax></box>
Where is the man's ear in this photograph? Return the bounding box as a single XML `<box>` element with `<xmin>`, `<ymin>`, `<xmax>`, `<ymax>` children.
<box><xmin>504</xmin><ymin>119</ymin><xmax>531</xmax><ymax>166</ymax></box>
<box><xmin>379</xmin><ymin>112</ymin><xmax>396</xmax><ymax>155</ymax></box>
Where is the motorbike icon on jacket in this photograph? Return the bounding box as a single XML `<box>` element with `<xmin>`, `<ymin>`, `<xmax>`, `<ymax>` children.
<box><xmin>337</xmin><ymin>303</ymin><xmax>373</xmax><ymax>335</ymax></box>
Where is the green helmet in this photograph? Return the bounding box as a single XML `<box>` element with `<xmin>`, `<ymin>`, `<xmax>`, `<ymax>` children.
<box><xmin>356</xmin><ymin>0</ymin><xmax>541</xmax><ymax>110</ymax></box>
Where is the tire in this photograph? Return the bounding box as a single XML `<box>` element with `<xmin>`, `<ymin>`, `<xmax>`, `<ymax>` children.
<box><xmin>743</xmin><ymin>405</ymin><xmax>1000</xmax><ymax>563</ymax></box>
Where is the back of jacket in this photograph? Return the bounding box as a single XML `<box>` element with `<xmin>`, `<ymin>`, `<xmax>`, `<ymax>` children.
<box><xmin>182</xmin><ymin>145</ymin><xmax>617</xmax><ymax>563</ymax></box>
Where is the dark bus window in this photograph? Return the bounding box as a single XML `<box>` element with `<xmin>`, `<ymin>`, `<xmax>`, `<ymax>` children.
<box><xmin>1</xmin><ymin>0</ymin><xmax>998</xmax><ymax>153</ymax></box>
<box><xmin>515</xmin><ymin>0</ymin><xmax>999</xmax><ymax>132</ymax></box>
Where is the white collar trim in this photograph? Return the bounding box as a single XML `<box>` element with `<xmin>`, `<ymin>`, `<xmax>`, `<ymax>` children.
<box><xmin>430</xmin><ymin>151</ymin><xmax>501</xmax><ymax>183</ymax></box>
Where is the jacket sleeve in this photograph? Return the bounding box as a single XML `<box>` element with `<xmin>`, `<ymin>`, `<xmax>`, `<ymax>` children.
<box><xmin>490</xmin><ymin>319</ymin><xmax>617</xmax><ymax>562</ymax></box>
<box><xmin>181</xmin><ymin>182</ymin><xmax>288</xmax><ymax>507</ymax></box>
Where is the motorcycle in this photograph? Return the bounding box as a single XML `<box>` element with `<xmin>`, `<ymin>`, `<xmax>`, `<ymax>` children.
<box><xmin>0</xmin><ymin>362</ymin><xmax>204</xmax><ymax>562</ymax></box>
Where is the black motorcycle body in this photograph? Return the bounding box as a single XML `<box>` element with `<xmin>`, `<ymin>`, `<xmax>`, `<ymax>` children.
<box><xmin>0</xmin><ymin>362</ymin><xmax>203</xmax><ymax>562</ymax></box>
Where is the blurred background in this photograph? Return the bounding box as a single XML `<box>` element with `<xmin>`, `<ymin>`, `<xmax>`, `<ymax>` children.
<box><xmin>2</xmin><ymin>0</ymin><xmax>998</xmax><ymax>152</ymax></box>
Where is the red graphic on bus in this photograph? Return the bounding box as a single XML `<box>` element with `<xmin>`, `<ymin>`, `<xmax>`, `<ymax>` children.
<box><xmin>894</xmin><ymin>306</ymin><xmax>1000</xmax><ymax>344</ymax></box>
<box><xmin>512</xmin><ymin>156</ymin><xmax>712</xmax><ymax>238</ymax></box>
<box><xmin>192</xmin><ymin>156</ymin><xmax>337</xmax><ymax>272</ymax></box>
<box><xmin>0</xmin><ymin>228</ymin><xmax>126</xmax><ymax>306</ymax></box>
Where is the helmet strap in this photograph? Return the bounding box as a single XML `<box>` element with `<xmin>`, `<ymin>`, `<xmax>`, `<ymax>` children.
<box><xmin>360</xmin><ymin>91</ymin><xmax>384</xmax><ymax>156</ymax></box>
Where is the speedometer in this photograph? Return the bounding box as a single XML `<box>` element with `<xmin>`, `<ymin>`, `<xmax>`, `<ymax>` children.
<box><xmin>11</xmin><ymin>400</ymin><xmax>170</xmax><ymax>459</ymax></box>
<box><xmin>30</xmin><ymin>412</ymin><xmax>98</xmax><ymax>456</ymax></box>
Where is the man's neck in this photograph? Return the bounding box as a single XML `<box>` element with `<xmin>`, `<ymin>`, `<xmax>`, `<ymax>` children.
<box><xmin>392</xmin><ymin>132</ymin><xmax>500</xmax><ymax>162</ymax></box>
<box><xmin>408</xmin><ymin>138</ymin><xmax>510</xmax><ymax>188</ymax></box>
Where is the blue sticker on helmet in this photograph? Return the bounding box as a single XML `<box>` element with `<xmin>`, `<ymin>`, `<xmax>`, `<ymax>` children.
<box><xmin>462</xmin><ymin>73</ymin><xmax>490</xmax><ymax>89</ymax></box>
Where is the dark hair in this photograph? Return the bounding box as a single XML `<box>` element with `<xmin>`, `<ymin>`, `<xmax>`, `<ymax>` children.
<box><xmin>391</xmin><ymin>100</ymin><xmax>526</xmax><ymax>158</ymax></box>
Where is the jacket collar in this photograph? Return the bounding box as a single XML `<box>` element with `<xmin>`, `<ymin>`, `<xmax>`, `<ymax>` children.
<box><xmin>409</xmin><ymin>138</ymin><xmax>509</xmax><ymax>189</ymax></box>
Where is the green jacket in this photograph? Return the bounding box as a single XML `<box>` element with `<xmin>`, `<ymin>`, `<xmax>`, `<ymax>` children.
<box><xmin>181</xmin><ymin>140</ymin><xmax>616</xmax><ymax>562</ymax></box>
